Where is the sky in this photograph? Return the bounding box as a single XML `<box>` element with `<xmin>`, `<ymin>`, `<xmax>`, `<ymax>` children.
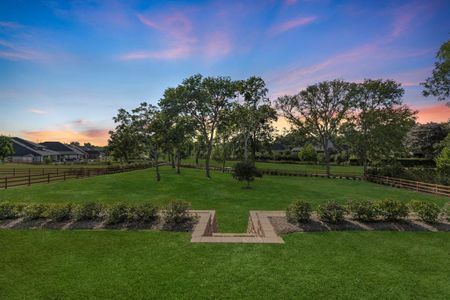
<box><xmin>0</xmin><ymin>0</ymin><xmax>449</xmax><ymax>146</ymax></box>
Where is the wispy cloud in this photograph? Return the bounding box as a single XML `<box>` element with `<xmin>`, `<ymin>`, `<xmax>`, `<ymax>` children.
<box><xmin>27</xmin><ymin>108</ymin><xmax>47</xmax><ymax>115</ymax></box>
<box><xmin>270</xmin><ymin>16</ymin><xmax>317</xmax><ymax>34</ymax></box>
<box><xmin>0</xmin><ymin>39</ymin><xmax>47</xmax><ymax>61</ymax></box>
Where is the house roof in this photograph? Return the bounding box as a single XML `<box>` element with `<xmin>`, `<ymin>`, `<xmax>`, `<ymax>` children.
<box><xmin>40</xmin><ymin>141</ymin><xmax>83</xmax><ymax>155</ymax></box>
<box><xmin>66</xmin><ymin>144</ymin><xmax>88</xmax><ymax>155</ymax></box>
<box><xmin>10</xmin><ymin>137</ymin><xmax>59</xmax><ymax>157</ymax></box>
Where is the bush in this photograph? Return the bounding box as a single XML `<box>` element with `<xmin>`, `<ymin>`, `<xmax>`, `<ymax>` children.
<box><xmin>22</xmin><ymin>204</ymin><xmax>49</xmax><ymax>221</ymax></box>
<box><xmin>72</xmin><ymin>202</ymin><xmax>104</xmax><ymax>221</ymax></box>
<box><xmin>104</xmin><ymin>203</ymin><xmax>129</xmax><ymax>224</ymax></box>
<box><xmin>410</xmin><ymin>201</ymin><xmax>440</xmax><ymax>223</ymax></box>
<box><xmin>45</xmin><ymin>203</ymin><xmax>73</xmax><ymax>221</ymax></box>
<box><xmin>318</xmin><ymin>201</ymin><xmax>346</xmax><ymax>224</ymax></box>
<box><xmin>0</xmin><ymin>202</ymin><xmax>23</xmax><ymax>219</ymax></box>
<box><xmin>441</xmin><ymin>203</ymin><xmax>450</xmax><ymax>221</ymax></box>
<box><xmin>346</xmin><ymin>200</ymin><xmax>379</xmax><ymax>222</ymax></box>
<box><xmin>161</xmin><ymin>201</ymin><xmax>193</xmax><ymax>230</ymax></box>
<box><xmin>286</xmin><ymin>200</ymin><xmax>312</xmax><ymax>224</ymax></box>
<box><xmin>376</xmin><ymin>199</ymin><xmax>409</xmax><ymax>221</ymax></box>
<box><xmin>298</xmin><ymin>144</ymin><xmax>317</xmax><ymax>163</ymax></box>
<box><xmin>127</xmin><ymin>203</ymin><xmax>158</xmax><ymax>223</ymax></box>
<box><xmin>232</xmin><ymin>161</ymin><xmax>262</xmax><ymax>188</ymax></box>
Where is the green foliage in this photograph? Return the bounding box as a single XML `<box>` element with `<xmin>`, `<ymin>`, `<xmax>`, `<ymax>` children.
<box><xmin>346</xmin><ymin>200</ymin><xmax>379</xmax><ymax>222</ymax></box>
<box><xmin>298</xmin><ymin>144</ymin><xmax>317</xmax><ymax>162</ymax></box>
<box><xmin>410</xmin><ymin>200</ymin><xmax>440</xmax><ymax>223</ymax></box>
<box><xmin>422</xmin><ymin>39</ymin><xmax>450</xmax><ymax>103</ymax></box>
<box><xmin>127</xmin><ymin>203</ymin><xmax>158</xmax><ymax>223</ymax></box>
<box><xmin>72</xmin><ymin>202</ymin><xmax>104</xmax><ymax>221</ymax></box>
<box><xmin>104</xmin><ymin>203</ymin><xmax>129</xmax><ymax>224</ymax></box>
<box><xmin>22</xmin><ymin>204</ymin><xmax>48</xmax><ymax>221</ymax></box>
<box><xmin>441</xmin><ymin>203</ymin><xmax>450</xmax><ymax>221</ymax></box>
<box><xmin>435</xmin><ymin>147</ymin><xmax>450</xmax><ymax>176</ymax></box>
<box><xmin>45</xmin><ymin>203</ymin><xmax>73</xmax><ymax>222</ymax></box>
<box><xmin>318</xmin><ymin>201</ymin><xmax>346</xmax><ymax>224</ymax></box>
<box><xmin>161</xmin><ymin>201</ymin><xmax>193</xmax><ymax>230</ymax></box>
<box><xmin>286</xmin><ymin>200</ymin><xmax>312</xmax><ymax>224</ymax></box>
<box><xmin>232</xmin><ymin>161</ymin><xmax>262</xmax><ymax>188</ymax></box>
<box><xmin>376</xmin><ymin>199</ymin><xmax>409</xmax><ymax>221</ymax></box>
<box><xmin>0</xmin><ymin>136</ymin><xmax>14</xmax><ymax>162</ymax></box>
<box><xmin>0</xmin><ymin>202</ymin><xmax>23</xmax><ymax>219</ymax></box>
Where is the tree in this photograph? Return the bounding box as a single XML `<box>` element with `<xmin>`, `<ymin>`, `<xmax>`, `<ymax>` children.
<box><xmin>422</xmin><ymin>40</ymin><xmax>450</xmax><ymax>104</ymax></box>
<box><xmin>108</xmin><ymin>109</ymin><xmax>141</xmax><ymax>163</ymax></box>
<box><xmin>159</xmin><ymin>74</ymin><xmax>237</xmax><ymax>178</ymax></box>
<box><xmin>0</xmin><ymin>136</ymin><xmax>13</xmax><ymax>163</ymax></box>
<box><xmin>435</xmin><ymin>147</ymin><xmax>450</xmax><ymax>179</ymax></box>
<box><xmin>342</xmin><ymin>79</ymin><xmax>415</xmax><ymax>173</ymax></box>
<box><xmin>232</xmin><ymin>161</ymin><xmax>262</xmax><ymax>189</ymax></box>
<box><xmin>298</xmin><ymin>144</ymin><xmax>317</xmax><ymax>163</ymax></box>
<box><xmin>276</xmin><ymin>80</ymin><xmax>355</xmax><ymax>176</ymax></box>
<box><xmin>404</xmin><ymin>122</ymin><xmax>448</xmax><ymax>158</ymax></box>
<box><xmin>237</xmin><ymin>76</ymin><xmax>277</xmax><ymax>162</ymax></box>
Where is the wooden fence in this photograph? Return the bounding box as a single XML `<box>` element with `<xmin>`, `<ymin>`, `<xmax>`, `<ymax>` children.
<box><xmin>0</xmin><ymin>163</ymin><xmax>153</xmax><ymax>189</ymax></box>
<box><xmin>365</xmin><ymin>175</ymin><xmax>450</xmax><ymax>197</ymax></box>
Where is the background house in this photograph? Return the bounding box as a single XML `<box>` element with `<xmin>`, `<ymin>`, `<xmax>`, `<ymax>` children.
<box><xmin>40</xmin><ymin>142</ymin><xmax>87</xmax><ymax>162</ymax></box>
<box><xmin>8</xmin><ymin>137</ymin><xmax>58</xmax><ymax>163</ymax></box>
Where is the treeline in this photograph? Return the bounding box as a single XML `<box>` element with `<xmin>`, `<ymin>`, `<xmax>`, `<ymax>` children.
<box><xmin>108</xmin><ymin>74</ymin><xmax>450</xmax><ymax>181</ymax></box>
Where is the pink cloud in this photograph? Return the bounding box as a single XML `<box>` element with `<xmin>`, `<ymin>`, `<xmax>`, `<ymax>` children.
<box><xmin>204</xmin><ymin>31</ymin><xmax>232</xmax><ymax>58</ymax></box>
<box><xmin>120</xmin><ymin>46</ymin><xmax>192</xmax><ymax>61</ymax></box>
<box><xmin>0</xmin><ymin>39</ymin><xmax>47</xmax><ymax>61</ymax></box>
<box><xmin>270</xmin><ymin>16</ymin><xmax>317</xmax><ymax>34</ymax></box>
<box><xmin>415</xmin><ymin>104</ymin><xmax>450</xmax><ymax>124</ymax></box>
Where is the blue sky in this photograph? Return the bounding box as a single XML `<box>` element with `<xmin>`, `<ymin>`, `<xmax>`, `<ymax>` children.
<box><xmin>0</xmin><ymin>0</ymin><xmax>449</xmax><ymax>145</ymax></box>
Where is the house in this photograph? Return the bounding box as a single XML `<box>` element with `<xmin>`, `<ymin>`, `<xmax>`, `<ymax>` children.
<box><xmin>40</xmin><ymin>142</ymin><xmax>87</xmax><ymax>162</ymax></box>
<box><xmin>81</xmin><ymin>145</ymin><xmax>104</xmax><ymax>160</ymax></box>
<box><xmin>291</xmin><ymin>140</ymin><xmax>337</xmax><ymax>154</ymax></box>
<box><xmin>8</xmin><ymin>137</ymin><xmax>59</xmax><ymax>163</ymax></box>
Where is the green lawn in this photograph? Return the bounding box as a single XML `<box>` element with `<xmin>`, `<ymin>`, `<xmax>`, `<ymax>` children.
<box><xmin>1</xmin><ymin>167</ymin><xmax>449</xmax><ymax>299</ymax></box>
<box><xmin>184</xmin><ymin>158</ymin><xmax>364</xmax><ymax>175</ymax></box>
<box><xmin>0</xmin><ymin>166</ymin><xmax>446</xmax><ymax>232</ymax></box>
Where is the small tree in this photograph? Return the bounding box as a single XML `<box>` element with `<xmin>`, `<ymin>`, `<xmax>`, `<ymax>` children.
<box><xmin>232</xmin><ymin>161</ymin><xmax>262</xmax><ymax>189</ymax></box>
<box><xmin>436</xmin><ymin>147</ymin><xmax>450</xmax><ymax>177</ymax></box>
<box><xmin>0</xmin><ymin>136</ymin><xmax>13</xmax><ymax>163</ymax></box>
<box><xmin>422</xmin><ymin>40</ymin><xmax>449</xmax><ymax>104</ymax></box>
<box><xmin>298</xmin><ymin>144</ymin><xmax>317</xmax><ymax>163</ymax></box>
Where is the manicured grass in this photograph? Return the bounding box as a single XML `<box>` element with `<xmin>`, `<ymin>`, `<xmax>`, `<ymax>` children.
<box><xmin>0</xmin><ymin>167</ymin><xmax>446</xmax><ymax>232</ymax></box>
<box><xmin>184</xmin><ymin>158</ymin><xmax>364</xmax><ymax>175</ymax></box>
<box><xmin>1</xmin><ymin>230</ymin><xmax>449</xmax><ymax>299</ymax></box>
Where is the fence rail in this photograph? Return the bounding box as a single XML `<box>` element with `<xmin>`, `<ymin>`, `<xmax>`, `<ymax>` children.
<box><xmin>0</xmin><ymin>164</ymin><xmax>153</xmax><ymax>189</ymax></box>
<box><xmin>366</xmin><ymin>175</ymin><xmax>450</xmax><ymax>197</ymax></box>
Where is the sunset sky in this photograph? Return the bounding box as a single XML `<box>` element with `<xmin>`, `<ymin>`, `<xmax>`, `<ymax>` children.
<box><xmin>1</xmin><ymin>0</ymin><xmax>449</xmax><ymax>146</ymax></box>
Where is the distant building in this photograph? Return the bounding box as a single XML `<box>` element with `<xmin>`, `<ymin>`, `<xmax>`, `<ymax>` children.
<box><xmin>8</xmin><ymin>137</ymin><xmax>58</xmax><ymax>163</ymax></box>
<box><xmin>40</xmin><ymin>142</ymin><xmax>87</xmax><ymax>161</ymax></box>
<box><xmin>81</xmin><ymin>145</ymin><xmax>104</xmax><ymax>160</ymax></box>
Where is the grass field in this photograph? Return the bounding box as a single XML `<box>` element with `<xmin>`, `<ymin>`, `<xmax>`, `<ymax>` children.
<box><xmin>1</xmin><ymin>166</ymin><xmax>449</xmax><ymax>299</ymax></box>
<box><xmin>0</xmin><ymin>166</ymin><xmax>446</xmax><ymax>232</ymax></box>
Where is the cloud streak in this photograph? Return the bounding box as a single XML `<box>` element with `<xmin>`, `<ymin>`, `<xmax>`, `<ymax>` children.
<box><xmin>27</xmin><ymin>108</ymin><xmax>47</xmax><ymax>115</ymax></box>
<box><xmin>270</xmin><ymin>16</ymin><xmax>317</xmax><ymax>34</ymax></box>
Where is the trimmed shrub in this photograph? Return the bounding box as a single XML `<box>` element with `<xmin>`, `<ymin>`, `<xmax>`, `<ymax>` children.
<box><xmin>72</xmin><ymin>202</ymin><xmax>104</xmax><ymax>221</ymax></box>
<box><xmin>376</xmin><ymin>199</ymin><xmax>409</xmax><ymax>221</ymax></box>
<box><xmin>441</xmin><ymin>203</ymin><xmax>450</xmax><ymax>221</ymax></box>
<box><xmin>347</xmin><ymin>200</ymin><xmax>379</xmax><ymax>222</ymax></box>
<box><xmin>410</xmin><ymin>201</ymin><xmax>440</xmax><ymax>223</ymax></box>
<box><xmin>232</xmin><ymin>161</ymin><xmax>262</xmax><ymax>188</ymax></box>
<box><xmin>22</xmin><ymin>204</ymin><xmax>49</xmax><ymax>221</ymax></box>
<box><xmin>0</xmin><ymin>202</ymin><xmax>23</xmax><ymax>219</ymax></box>
<box><xmin>286</xmin><ymin>200</ymin><xmax>312</xmax><ymax>224</ymax></box>
<box><xmin>127</xmin><ymin>203</ymin><xmax>158</xmax><ymax>223</ymax></box>
<box><xmin>317</xmin><ymin>201</ymin><xmax>346</xmax><ymax>224</ymax></box>
<box><xmin>45</xmin><ymin>203</ymin><xmax>73</xmax><ymax>222</ymax></box>
<box><xmin>161</xmin><ymin>201</ymin><xmax>193</xmax><ymax>230</ymax></box>
<box><xmin>104</xmin><ymin>203</ymin><xmax>129</xmax><ymax>224</ymax></box>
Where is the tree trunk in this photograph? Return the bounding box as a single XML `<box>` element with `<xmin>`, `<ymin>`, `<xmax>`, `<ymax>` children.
<box><xmin>155</xmin><ymin>152</ymin><xmax>160</xmax><ymax>182</ymax></box>
<box><xmin>195</xmin><ymin>151</ymin><xmax>200</xmax><ymax>167</ymax></box>
<box><xmin>251</xmin><ymin>133</ymin><xmax>256</xmax><ymax>164</ymax></box>
<box><xmin>171</xmin><ymin>152</ymin><xmax>175</xmax><ymax>169</ymax></box>
<box><xmin>323</xmin><ymin>139</ymin><xmax>331</xmax><ymax>177</ymax></box>
<box><xmin>244</xmin><ymin>135</ymin><xmax>249</xmax><ymax>163</ymax></box>
<box><xmin>205</xmin><ymin>144</ymin><xmax>212</xmax><ymax>178</ymax></box>
<box><xmin>177</xmin><ymin>155</ymin><xmax>181</xmax><ymax>174</ymax></box>
<box><xmin>362</xmin><ymin>154</ymin><xmax>368</xmax><ymax>178</ymax></box>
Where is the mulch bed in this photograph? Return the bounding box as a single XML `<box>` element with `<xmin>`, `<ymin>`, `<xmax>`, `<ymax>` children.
<box><xmin>270</xmin><ymin>215</ymin><xmax>450</xmax><ymax>234</ymax></box>
<box><xmin>0</xmin><ymin>218</ymin><xmax>196</xmax><ymax>232</ymax></box>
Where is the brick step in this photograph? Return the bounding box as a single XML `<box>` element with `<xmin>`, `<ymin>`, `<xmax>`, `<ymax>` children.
<box><xmin>212</xmin><ymin>233</ymin><xmax>256</xmax><ymax>237</ymax></box>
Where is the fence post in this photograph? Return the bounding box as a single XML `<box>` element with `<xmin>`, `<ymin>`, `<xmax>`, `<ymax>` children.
<box><xmin>48</xmin><ymin>173</ymin><xmax>50</xmax><ymax>183</ymax></box>
<box><xmin>64</xmin><ymin>172</ymin><xmax>66</xmax><ymax>181</ymax></box>
<box><xmin>13</xmin><ymin>168</ymin><xmax>15</xmax><ymax>176</ymax></box>
<box><xmin>4</xmin><ymin>177</ymin><xmax>6</xmax><ymax>189</ymax></box>
<box><xmin>28</xmin><ymin>173</ymin><xmax>31</xmax><ymax>186</ymax></box>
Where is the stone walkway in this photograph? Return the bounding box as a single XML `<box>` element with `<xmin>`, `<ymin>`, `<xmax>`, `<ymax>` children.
<box><xmin>190</xmin><ymin>210</ymin><xmax>285</xmax><ymax>244</ymax></box>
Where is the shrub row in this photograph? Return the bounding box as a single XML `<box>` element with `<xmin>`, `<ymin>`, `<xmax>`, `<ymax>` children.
<box><xmin>0</xmin><ymin>201</ymin><xmax>194</xmax><ymax>228</ymax></box>
<box><xmin>286</xmin><ymin>199</ymin><xmax>450</xmax><ymax>225</ymax></box>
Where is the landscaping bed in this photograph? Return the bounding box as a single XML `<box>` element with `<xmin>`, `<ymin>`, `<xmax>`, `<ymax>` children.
<box><xmin>270</xmin><ymin>214</ymin><xmax>450</xmax><ymax>234</ymax></box>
